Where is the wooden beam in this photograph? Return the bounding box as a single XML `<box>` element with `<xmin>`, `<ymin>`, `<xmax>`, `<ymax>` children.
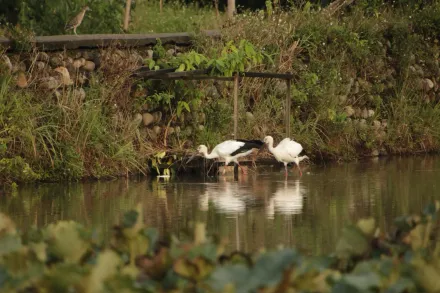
<box><xmin>161</xmin><ymin>69</ymin><xmax>208</xmax><ymax>78</ymax></box>
<box><xmin>286</xmin><ymin>78</ymin><xmax>292</xmax><ymax>137</ymax></box>
<box><xmin>183</xmin><ymin>157</ymin><xmax>281</xmax><ymax>167</ymax></box>
<box><xmin>3</xmin><ymin>31</ymin><xmax>221</xmax><ymax>51</ymax></box>
<box><xmin>238</xmin><ymin>71</ymin><xmax>293</xmax><ymax>80</ymax></box>
<box><xmin>134</xmin><ymin>67</ymin><xmax>177</xmax><ymax>77</ymax></box>
<box><xmin>134</xmin><ymin>68</ymin><xmax>293</xmax><ymax>81</ymax></box>
<box><xmin>152</xmin><ymin>76</ymin><xmax>235</xmax><ymax>81</ymax></box>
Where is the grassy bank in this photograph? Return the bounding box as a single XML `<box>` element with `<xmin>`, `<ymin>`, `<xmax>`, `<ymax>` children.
<box><xmin>1</xmin><ymin>2</ymin><xmax>440</xmax><ymax>184</ymax></box>
<box><xmin>203</xmin><ymin>4</ymin><xmax>440</xmax><ymax>160</ymax></box>
<box><xmin>130</xmin><ymin>0</ymin><xmax>223</xmax><ymax>33</ymax></box>
<box><xmin>1</xmin><ymin>201</ymin><xmax>440</xmax><ymax>292</ymax></box>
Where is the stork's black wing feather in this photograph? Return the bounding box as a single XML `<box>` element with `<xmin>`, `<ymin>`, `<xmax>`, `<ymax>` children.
<box><xmin>230</xmin><ymin>139</ymin><xmax>264</xmax><ymax>156</ymax></box>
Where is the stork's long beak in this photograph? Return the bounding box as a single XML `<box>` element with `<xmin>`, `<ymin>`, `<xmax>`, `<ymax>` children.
<box><xmin>186</xmin><ymin>153</ymin><xmax>198</xmax><ymax>164</ymax></box>
<box><xmin>256</xmin><ymin>144</ymin><xmax>266</xmax><ymax>156</ymax></box>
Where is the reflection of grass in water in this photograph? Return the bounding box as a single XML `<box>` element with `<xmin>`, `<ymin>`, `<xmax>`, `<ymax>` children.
<box><xmin>1</xmin><ymin>158</ymin><xmax>439</xmax><ymax>255</ymax></box>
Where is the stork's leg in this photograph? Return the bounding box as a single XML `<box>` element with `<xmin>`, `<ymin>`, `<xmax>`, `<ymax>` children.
<box><xmin>284</xmin><ymin>164</ymin><xmax>288</xmax><ymax>177</ymax></box>
<box><xmin>221</xmin><ymin>161</ymin><xmax>228</xmax><ymax>175</ymax></box>
<box><xmin>237</xmin><ymin>162</ymin><xmax>247</xmax><ymax>175</ymax></box>
<box><xmin>297</xmin><ymin>164</ymin><xmax>303</xmax><ymax>177</ymax></box>
<box><xmin>74</xmin><ymin>27</ymin><xmax>77</xmax><ymax>35</ymax></box>
<box><xmin>251</xmin><ymin>150</ymin><xmax>258</xmax><ymax>169</ymax></box>
<box><xmin>292</xmin><ymin>163</ymin><xmax>303</xmax><ymax>177</ymax></box>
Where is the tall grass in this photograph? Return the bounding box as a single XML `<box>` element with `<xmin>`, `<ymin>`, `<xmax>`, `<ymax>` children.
<box><xmin>0</xmin><ymin>50</ymin><xmax>152</xmax><ymax>183</ymax></box>
<box><xmin>130</xmin><ymin>0</ymin><xmax>223</xmax><ymax>33</ymax></box>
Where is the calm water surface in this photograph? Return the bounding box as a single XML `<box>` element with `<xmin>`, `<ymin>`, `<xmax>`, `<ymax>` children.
<box><xmin>1</xmin><ymin>156</ymin><xmax>440</xmax><ymax>254</ymax></box>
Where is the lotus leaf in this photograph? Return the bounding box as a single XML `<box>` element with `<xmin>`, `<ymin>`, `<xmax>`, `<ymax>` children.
<box><xmin>43</xmin><ymin>221</ymin><xmax>89</xmax><ymax>263</ymax></box>
<box><xmin>335</xmin><ymin>225</ymin><xmax>370</xmax><ymax>259</ymax></box>
<box><xmin>88</xmin><ymin>249</ymin><xmax>121</xmax><ymax>293</ymax></box>
<box><xmin>357</xmin><ymin>218</ymin><xmax>376</xmax><ymax>238</ymax></box>
<box><xmin>0</xmin><ymin>202</ymin><xmax>438</xmax><ymax>292</ymax></box>
<box><xmin>0</xmin><ymin>234</ymin><xmax>22</xmax><ymax>256</ymax></box>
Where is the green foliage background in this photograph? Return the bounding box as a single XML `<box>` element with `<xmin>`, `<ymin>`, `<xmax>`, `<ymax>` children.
<box><xmin>1</xmin><ymin>0</ymin><xmax>125</xmax><ymax>35</ymax></box>
<box><xmin>1</xmin><ymin>0</ymin><xmax>440</xmax><ymax>35</ymax></box>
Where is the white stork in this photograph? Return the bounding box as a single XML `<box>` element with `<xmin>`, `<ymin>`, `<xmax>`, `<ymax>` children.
<box><xmin>263</xmin><ymin>136</ymin><xmax>309</xmax><ymax>177</ymax></box>
<box><xmin>187</xmin><ymin>139</ymin><xmax>264</xmax><ymax>174</ymax></box>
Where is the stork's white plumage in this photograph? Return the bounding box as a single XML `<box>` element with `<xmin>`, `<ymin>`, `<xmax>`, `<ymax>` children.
<box><xmin>187</xmin><ymin>139</ymin><xmax>264</xmax><ymax>174</ymax></box>
<box><xmin>199</xmin><ymin>180</ymin><xmax>249</xmax><ymax>214</ymax></box>
<box><xmin>263</xmin><ymin>136</ymin><xmax>309</xmax><ymax>177</ymax></box>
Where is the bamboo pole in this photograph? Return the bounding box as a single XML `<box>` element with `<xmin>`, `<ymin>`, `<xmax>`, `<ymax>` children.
<box><xmin>233</xmin><ymin>73</ymin><xmax>239</xmax><ymax>139</ymax></box>
<box><xmin>123</xmin><ymin>0</ymin><xmax>132</xmax><ymax>31</ymax></box>
<box><xmin>233</xmin><ymin>73</ymin><xmax>239</xmax><ymax>179</ymax></box>
<box><xmin>214</xmin><ymin>0</ymin><xmax>220</xmax><ymax>18</ymax></box>
<box><xmin>227</xmin><ymin>0</ymin><xmax>235</xmax><ymax>18</ymax></box>
<box><xmin>286</xmin><ymin>78</ymin><xmax>291</xmax><ymax>137</ymax></box>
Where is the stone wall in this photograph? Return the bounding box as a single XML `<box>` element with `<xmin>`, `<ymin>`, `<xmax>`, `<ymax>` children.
<box><xmin>1</xmin><ymin>42</ymin><xmax>194</xmax><ymax>107</ymax></box>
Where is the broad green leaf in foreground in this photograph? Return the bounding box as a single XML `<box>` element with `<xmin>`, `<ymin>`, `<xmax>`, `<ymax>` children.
<box><xmin>87</xmin><ymin>249</ymin><xmax>121</xmax><ymax>293</ymax></box>
<box><xmin>43</xmin><ymin>221</ymin><xmax>89</xmax><ymax>263</ymax></box>
<box><xmin>335</xmin><ymin>225</ymin><xmax>370</xmax><ymax>259</ymax></box>
<box><xmin>0</xmin><ymin>234</ymin><xmax>22</xmax><ymax>256</ymax></box>
<box><xmin>208</xmin><ymin>249</ymin><xmax>299</xmax><ymax>292</ymax></box>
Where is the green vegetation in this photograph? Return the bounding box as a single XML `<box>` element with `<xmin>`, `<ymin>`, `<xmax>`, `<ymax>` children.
<box><xmin>1</xmin><ymin>1</ymin><xmax>440</xmax><ymax>183</ymax></box>
<box><xmin>1</xmin><ymin>201</ymin><xmax>440</xmax><ymax>292</ymax></box>
<box><xmin>1</xmin><ymin>0</ymin><xmax>125</xmax><ymax>36</ymax></box>
<box><xmin>0</xmin><ymin>0</ymin><xmax>221</xmax><ymax>37</ymax></box>
<box><xmin>0</xmin><ymin>39</ymin><xmax>270</xmax><ymax>185</ymax></box>
<box><xmin>130</xmin><ymin>1</ymin><xmax>222</xmax><ymax>33</ymax></box>
<box><xmin>209</xmin><ymin>4</ymin><xmax>440</xmax><ymax>159</ymax></box>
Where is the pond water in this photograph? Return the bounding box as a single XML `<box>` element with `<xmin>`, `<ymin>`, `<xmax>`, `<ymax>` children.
<box><xmin>1</xmin><ymin>156</ymin><xmax>439</xmax><ymax>255</ymax></box>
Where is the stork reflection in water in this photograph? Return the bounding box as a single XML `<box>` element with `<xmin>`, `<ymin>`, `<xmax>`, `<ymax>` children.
<box><xmin>198</xmin><ymin>178</ymin><xmax>251</xmax><ymax>215</ymax></box>
<box><xmin>266</xmin><ymin>180</ymin><xmax>306</xmax><ymax>219</ymax></box>
<box><xmin>198</xmin><ymin>177</ymin><xmax>253</xmax><ymax>251</ymax></box>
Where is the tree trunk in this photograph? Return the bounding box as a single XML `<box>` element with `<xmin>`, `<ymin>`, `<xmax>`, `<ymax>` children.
<box><xmin>123</xmin><ymin>0</ymin><xmax>132</xmax><ymax>31</ymax></box>
<box><xmin>214</xmin><ymin>0</ymin><xmax>219</xmax><ymax>17</ymax></box>
<box><xmin>160</xmin><ymin>0</ymin><xmax>163</xmax><ymax>14</ymax></box>
<box><xmin>227</xmin><ymin>0</ymin><xmax>235</xmax><ymax>18</ymax></box>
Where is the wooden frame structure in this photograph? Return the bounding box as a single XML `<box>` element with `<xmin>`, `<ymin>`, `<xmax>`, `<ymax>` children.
<box><xmin>134</xmin><ymin>67</ymin><xmax>294</xmax><ymax>138</ymax></box>
<box><xmin>0</xmin><ymin>31</ymin><xmax>221</xmax><ymax>51</ymax></box>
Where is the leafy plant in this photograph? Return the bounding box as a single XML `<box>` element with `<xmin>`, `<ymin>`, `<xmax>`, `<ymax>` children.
<box><xmin>207</xmin><ymin>40</ymin><xmax>271</xmax><ymax>76</ymax></box>
<box><xmin>1</xmin><ymin>202</ymin><xmax>440</xmax><ymax>292</ymax></box>
<box><xmin>174</xmin><ymin>51</ymin><xmax>208</xmax><ymax>72</ymax></box>
<box><xmin>177</xmin><ymin>101</ymin><xmax>190</xmax><ymax>118</ymax></box>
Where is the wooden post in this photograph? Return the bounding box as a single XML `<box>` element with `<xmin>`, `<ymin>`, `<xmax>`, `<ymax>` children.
<box><xmin>285</xmin><ymin>78</ymin><xmax>291</xmax><ymax>137</ymax></box>
<box><xmin>214</xmin><ymin>0</ymin><xmax>220</xmax><ymax>17</ymax></box>
<box><xmin>233</xmin><ymin>73</ymin><xmax>239</xmax><ymax>179</ymax></box>
<box><xmin>233</xmin><ymin>73</ymin><xmax>239</xmax><ymax>139</ymax></box>
<box><xmin>227</xmin><ymin>0</ymin><xmax>235</xmax><ymax>18</ymax></box>
<box><xmin>123</xmin><ymin>0</ymin><xmax>132</xmax><ymax>31</ymax></box>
